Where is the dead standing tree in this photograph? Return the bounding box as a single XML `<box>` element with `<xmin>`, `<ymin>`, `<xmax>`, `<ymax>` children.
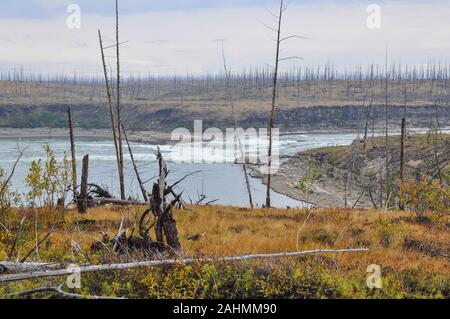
<box><xmin>152</xmin><ymin>148</ymin><xmax>181</xmax><ymax>251</ymax></box>
<box><xmin>98</xmin><ymin>29</ymin><xmax>121</xmax><ymax>195</ymax></box>
<box><xmin>384</xmin><ymin>50</ymin><xmax>390</xmax><ymax>208</ymax></box>
<box><xmin>265</xmin><ymin>0</ymin><xmax>284</xmax><ymax>208</ymax></box>
<box><xmin>78</xmin><ymin>155</ymin><xmax>89</xmax><ymax>213</ymax></box>
<box><xmin>265</xmin><ymin>0</ymin><xmax>307</xmax><ymax>207</ymax></box>
<box><xmin>67</xmin><ymin>107</ymin><xmax>77</xmax><ymax>202</ymax></box>
<box><xmin>96</xmin><ymin>0</ymin><xmax>125</xmax><ymax>201</ymax></box>
<box><xmin>121</xmin><ymin>123</ymin><xmax>149</xmax><ymax>202</ymax></box>
<box><xmin>115</xmin><ymin>0</ymin><xmax>126</xmax><ymax>201</ymax></box>
<box><xmin>221</xmin><ymin>45</ymin><xmax>254</xmax><ymax>209</ymax></box>
<box><xmin>115</xmin><ymin>148</ymin><xmax>182</xmax><ymax>254</ymax></box>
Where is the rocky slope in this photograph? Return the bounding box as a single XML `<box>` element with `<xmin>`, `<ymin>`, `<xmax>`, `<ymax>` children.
<box><xmin>269</xmin><ymin>134</ymin><xmax>449</xmax><ymax>208</ymax></box>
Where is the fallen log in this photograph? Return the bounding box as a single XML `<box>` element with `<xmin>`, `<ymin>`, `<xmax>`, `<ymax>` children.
<box><xmin>0</xmin><ymin>248</ymin><xmax>369</xmax><ymax>283</ymax></box>
<box><xmin>96</xmin><ymin>198</ymin><xmax>146</xmax><ymax>206</ymax></box>
<box><xmin>5</xmin><ymin>285</ymin><xmax>125</xmax><ymax>299</ymax></box>
<box><xmin>0</xmin><ymin>262</ymin><xmax>60</xmax><ymax>274</ymax></box>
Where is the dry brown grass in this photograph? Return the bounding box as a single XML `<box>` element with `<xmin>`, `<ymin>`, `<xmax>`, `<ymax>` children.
<box><xmin>9</xmin><ymin>205</ymin><xmax>444</xmax><ymax>276</ymax></box>
<box><xmin>1</xmin><ymin>205</ymin><xmax>448</xmax><ymax>299</ymax></box>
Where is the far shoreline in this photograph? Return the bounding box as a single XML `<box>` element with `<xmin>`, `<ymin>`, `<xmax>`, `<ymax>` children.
<box><xmin>0</xmin><ymin>126</ymin><xmax>366</xmax><ymax>143</ymax></box>
<box><xmin>0</xmin><ymin>127</ymin><xmax>172</xmax><ymax>145</ymax></box>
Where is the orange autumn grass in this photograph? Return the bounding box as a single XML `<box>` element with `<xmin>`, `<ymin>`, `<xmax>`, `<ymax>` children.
<box><xmin>3</xmin><ymin>205</ymin><xmax>447</xmax><ymax>278</ymax></box>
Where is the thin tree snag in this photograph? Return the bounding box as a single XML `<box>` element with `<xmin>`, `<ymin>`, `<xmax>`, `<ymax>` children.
<box><xmin>241</xmin><ymin>164</ymin><xmax>254</xmax><ymax>209</ymax></box>
<box><xmin>154</xmin><ymin>151</ymin><xmax>166</xmax><ymax>244</ymax></box>
<box><xmin>98</xmin><ymin>29</ymin><xmax>121</xmax><ymax>195</ymax></box>
<box><xmin>0</xmin><ymin>249</ymin><xmax>369</xmax><ymax>283</ymax></box>
<box><xmin>121</xmin><ymin>123</ymin><xmax>148</xmax><ymax>202</ymax></box>
<box><xmin>363</xmin><ymin>97</ymin><xmax>373</xmax><ymax>149</ymax></box>
<box><xmin>0</xmin><ymin>144</ymin><xmax>27</xmax><ymax>198</ymax></box>
<box><xmin>399</xmin><ymin>118</ymin><xmax>406</xmax><ymax>210</ymax></box>
<box><xmin>67</xmin><ymin>107</ymin><xmax>77</xmax><ymax>202</ymax></box>
<box><xmin>266</xmin><ymin>0</ymin><xmax>284</xmax><ymax>208</ymax></box>
<box><xmin>20</xmin><ymin>226</ymin><xmax>56</xmax><ymax>263</ymax></box>
<box><xmin>115</xmin><ymin>0</ymin><xmax>126</xmax><ymax>201</ymax></box>
<box><xmin>433</xmin><ymin>103</ymin><xmax>444</xmax><ymax>187</ymax></box>
<box><xmin>222</xmin><ymin>45</ymin><xmax>254</xmax><ymax>209</ymax></box>
<box><xmin>7</xmin><ymin>216</ymin><xmax>26</xmax><ymax>259</ymax></box>
<box><xmin>78</xmin><ymin>155</ymin><xmax>89</xmax><ymax>213</ymax></box>
<box><xmin>400</xmin><ymin>118</ymin><xmax>406</xmax><ymax>183</ymax></box>
<box><xmin>433</xmin><ymin>134</ymin><xmax>444</xmax><ymax>187</ymax></box>
<box><xmin>384</xmin><ymin>50</ymin><xmax>390</xmax><ymax>207</ymax></box>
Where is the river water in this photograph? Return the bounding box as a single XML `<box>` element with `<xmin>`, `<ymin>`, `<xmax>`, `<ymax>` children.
<box><xmin>0</xmin><ymin>128</ymin><xmax>441</xmax><ymax>208</ymax></box>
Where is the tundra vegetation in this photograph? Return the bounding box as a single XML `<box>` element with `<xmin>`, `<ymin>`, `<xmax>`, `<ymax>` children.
<box><xmin>0</xmin><ymin>0</ymin><xmax>449</xmax><ymax>300</ymax></box>
<box><xmin>0</xmin><ymin>141</ymin><xmax>448</xmax><ymax>299</ymax></box>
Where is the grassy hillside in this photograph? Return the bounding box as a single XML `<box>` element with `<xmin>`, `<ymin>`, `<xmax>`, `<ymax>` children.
<box><xmin>1</xmin><ymin>205</ymin><xmax>448</xmax><ymax>299</ymax></box>
<box><xmin>0</xmin><ymin>79</ymin><xmax>448</xmax><ymax>131</ymax></box>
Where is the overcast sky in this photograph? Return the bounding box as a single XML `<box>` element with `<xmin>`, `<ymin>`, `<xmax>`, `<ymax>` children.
<box><xmin>0</xmin><ymin>0</ymin><xmax>449</xmax><ymax>76</ymax></box>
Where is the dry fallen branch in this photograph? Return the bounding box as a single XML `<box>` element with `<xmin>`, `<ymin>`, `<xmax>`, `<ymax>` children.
<box><xmin>0</xmin><ymin>262</ymin><xmax>60</xmax><ymax>274</ymax></box>
<box><xmin>20</xmin><ymin>224</ymin><xmax>56</xmax><ymax>263</ymax></box>
<box><xmin>0</xmin><ymin>248</ymin><xmax>369</xmax><ymax>283</ymax></box>
<box><xmin>7</xmin><ymin>215</ymin><xmax>26</xmax><ymax>259</ymax></box>
<box><xmin>5</xmin><ymin>285</ymin><xmax>124</xmax><ymax>299</ymax></box>
<box><xmin>0</xmin><ymin>143</ymin><xmax>28</xmax><ymax>196</ymax></box>
<box><xmin>96</xmin><ymin>198</ymin><xmax>146</xmax><ymax>206</ymax></box>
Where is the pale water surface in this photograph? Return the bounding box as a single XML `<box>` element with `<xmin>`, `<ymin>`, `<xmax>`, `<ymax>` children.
<box><xmin>0</xmin><ymin>128</ymin><xmax>442</xmax><ymax>208</ymax></box>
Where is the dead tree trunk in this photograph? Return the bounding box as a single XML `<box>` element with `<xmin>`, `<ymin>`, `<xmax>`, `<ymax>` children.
<box><xmin>121</xmin><ymin>123</ymin><xmax>148</xmax><ymax>202</ymax></box>
<box><xmin>384</xmin><ymin>51</ymin><xmax>390</xmax><ymax>207</ymax></box>
<box><xmin>151</xmin><ymin>149</ymin><xmax>181</xmax><ymax>252</ymax></box>
<box><xmin>399</xmin><ymin>118</ymin><xmax>406</xmax><ymax>210</ymax></box>
<box><xmin>98</xmin><ymin>29</ymin><xmax>121</xmax><ymax>197</ymax></box>
<box><xmin>221</xmin><ymin>46</ymin><xmax>254</xmax><ymax>209</ymax></box>
<box><xmin>363</xmin><ymin>98</ymin><xmax>373</xmax><ymax>149</ymax></box>
<box><xmin>67</xmin><ymin>107</ymin><xmax>77</xmax><ymax>202</ymax></box>
<box><xmin>400</xmin><ymin>118</ymin><xmax>406</xmax><ymax>183</ymax></box>
<box><xmin>433</xmin><ymin>102</ymin><xmax>444</xmax><ymax>187</ymax></box>
<box><xmin>78</xmin><ymin>155</ymin><xmax>89</xmax><ymax>213</ymax></box>
<box><xmin>266</xmin><ymin>0</ymin><xmax>284</xmax><ymax>208</ymax></box>
<box><xmin>116</xmin><ymin>0</ymin><xmax>126</xmax><ymax>201</ymax></box>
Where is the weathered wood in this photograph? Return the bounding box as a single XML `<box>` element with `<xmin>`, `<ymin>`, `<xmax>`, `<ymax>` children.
<box><xmin>7</xmin><ymin>216</ymin><xmax>26</xmax><ymax>259</ymax></box>
<box><xmin>400</xmin><ymin>118</ymin><xmax>406</xmax><ymax>182</ymax></box>
<box><xmin>97</xmin><ymin>198</ymin><xmax>146</xmax><ymax>206</ymax></box>
<box><xmin>78</xmin><ymin>155</ymin><xmax>89</xmax><ymax>213</ymax></box>
<box><xmin>0</xmin><ymin>144</ymin><xmax>27</xmax><ymax>197</ymax></box>
<box><xmin>266</xmin><ymin>0</ymin><xmax>284</xmax><ymax>208</ymax></box>
<box><xmin>98</xmin><ymin>29</ymin><xmax>121</xmax><ymax>199</ymax></box>
<box><xmin>0</xmin><ymin>248</ymin><xmax>369</xmax><ymax>283</ymax></box>
<box><xmin>363</xmin><ymin>98</ymin><xmax>373</xmax><ymax>149</ymax></box>
<box><xmin>0</xmin><ymin>262</ymin><xmax>59</xmax><ymax>274</ymax></box>
<box><xmin>222</xmin><ymin>46</ymin><xmax>254</xmax><ymax>209</ymax></box>
<box><xmin>115</xmin><ymin>0</ymin><xmax>126</xmax><ymax>201</ymax></box>
<box><xmin>151</xmin><ymin>149</ymin><xmax>181</xmax><ymax>251</ymax></box>
<box><xmin>384</xmin><ymin>50</ymin><xmax>390</xmax><ymax>206</ymax></box>
<box><xmin>122</xmin><ymin>123</ymin><xmax>148</xmax><ymax>202</ymax></box>
<box><xmin>20</xmin><ymin>225</ymin><xmax>56</xmax><ymax>263</ymax></box>
<box><xmin>67</xmin><ymin>107</ymin><xmax>78</xmax><ymax>201</ymax></box>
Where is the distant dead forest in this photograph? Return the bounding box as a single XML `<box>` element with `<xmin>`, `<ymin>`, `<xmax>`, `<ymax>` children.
<box><xmin>0</xmin><ymin>64</ymin><xmax>449</xmax><ymax>131</ymax></box>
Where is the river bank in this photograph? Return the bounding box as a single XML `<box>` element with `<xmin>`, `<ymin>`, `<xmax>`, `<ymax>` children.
<box><xmin>263</xmin><ymin>134</ymin><xmax>449</xmax><ymax>208</ymax></box>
